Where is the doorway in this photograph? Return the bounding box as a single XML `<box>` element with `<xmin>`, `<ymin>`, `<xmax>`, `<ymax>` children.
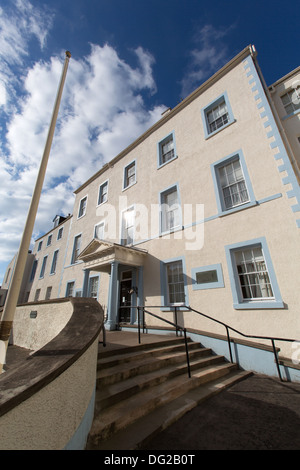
<box><xmin>119</xmin><ymin>270</ymin><xmax>132</xmax><ymax>323</ymax></box>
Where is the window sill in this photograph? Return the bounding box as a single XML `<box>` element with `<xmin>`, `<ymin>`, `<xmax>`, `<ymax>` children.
<box><xmin>233</xmin><ymin>300</ymin><xmax>285</xmax><ymax>310</ymax></box>
<box><xmin>205</xmin><ymin>119</ymin><xmax>236</xmax><ymax>140</ymax></box>
<box><xmin>159</xmin><ymin>225</ymin><xmax>183</xmax><ymax>237</ymax></box>
<box><xmin>157</xmin><ymin>155</ymin><xmax>178</xmax><ymax>170</ymax></box>
<box><xmin>122</xmin><ymin>181</ymin><xmax>137</xmax><ymax>192</ymax></box>
<box><xmin>282</xmin><ymin>108</ymin><xmax>300</xmax><ymax>121</ymax></box>
<box><xmin>218</xmin><ymin>200</ymin><xmax>257</xmax><ymax>217</ymax></box>
<box><xmin>161</xmin><ymin>305</ymin><xmax>189</xmax><ymax>312</ymax></box>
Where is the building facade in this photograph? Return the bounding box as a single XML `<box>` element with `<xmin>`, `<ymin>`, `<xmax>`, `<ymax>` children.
<box><xmin>4</xmin><ymin>45</ymin><xmax>300</xmax><ymax>358</ymax></box>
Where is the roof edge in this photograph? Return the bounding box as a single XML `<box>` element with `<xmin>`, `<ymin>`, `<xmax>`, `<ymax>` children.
<box><xmin>74</xmin><ymin>45</ymin><xmax>255</xmax><ymax>194</ymax></box>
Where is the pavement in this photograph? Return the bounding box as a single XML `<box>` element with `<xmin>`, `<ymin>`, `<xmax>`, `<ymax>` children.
<box><xmin>4</xmin><ymin>331</ymin><xmax>300</xmax><ymax>450</ymax></box>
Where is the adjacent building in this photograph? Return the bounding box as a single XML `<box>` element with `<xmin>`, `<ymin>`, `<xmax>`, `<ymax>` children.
<box><xmin>3</xmin><ymin>45</ymin><xmax>300</xmax><ymax>358</ymax></box>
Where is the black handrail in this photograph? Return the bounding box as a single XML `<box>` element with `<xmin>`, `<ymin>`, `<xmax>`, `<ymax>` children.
<box><xmin>137</xmin><ymin>306</ymin><xmax>191</xmax><ymax>378</ymax></box>
<box><xmin>185</xmin><ymin>305</ymin><xmax>296</xmax><ymax>382</ymax></box>
<box><xmin>125</xmin><ymin>304</ymin><xmax>297</xmax><ymax>382</ymax></box>
<box><xmin>119</xmin><ymin>305</ymin><xmax>191</xmax><ymax>378</ymax></box>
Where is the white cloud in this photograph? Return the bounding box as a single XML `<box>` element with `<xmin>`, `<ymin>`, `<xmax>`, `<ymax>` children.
<box><xmin>0</xmin><ymin>8</ymin><xmax>166</xmax><ymax>282</ymax></box>
<box><xmin>180</xmin><ymin>24</ymin><xmax>235</xmax><ymax>98</ymax></box>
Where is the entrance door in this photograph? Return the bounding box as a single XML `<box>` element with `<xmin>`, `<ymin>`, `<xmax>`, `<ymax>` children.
<box><xmin>119</xmin><ymin>271</ymin><xmax>132</xmax><ymax>323</ymax></box>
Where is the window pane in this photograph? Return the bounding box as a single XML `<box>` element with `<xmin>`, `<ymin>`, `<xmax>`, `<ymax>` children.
<box><xmin>166</xmin><ymin>261</ymin><xmax>185</xmax><ymax>304</ymax></box>
<box><xmin>234</xmin><ymin>247</ymin><xmax>274</xmax><ymax>300</ymax></box>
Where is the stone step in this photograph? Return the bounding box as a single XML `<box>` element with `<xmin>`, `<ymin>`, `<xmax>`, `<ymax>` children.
<box><xmin>87</xmin><ymin>361</ymin><xmax>238</xmax><ymax>447</ymax></box>
<box><xmin>87</xmin><ymin>369</ymin><xmax>252</xmax><ymax>450</ymax></box>
<box><xmin>97</xmin><ymin>354</ymin><xmax>225</xmax><ymax>409</ymax></box>
<box><xmin>97</xmin><ymin>346</ymin><xmax>212</xmax><ymax>385</ymax></box>
<box><xmin>98</xmin><ymin>336</ymin><xmax>188</xmax><ymax>359</ymax></box>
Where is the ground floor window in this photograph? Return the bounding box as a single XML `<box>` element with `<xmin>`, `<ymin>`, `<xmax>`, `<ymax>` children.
<box><xmin>161</xmin><ymin>257</ymin><xmax>188</xmax><ymax>309</ymax></box>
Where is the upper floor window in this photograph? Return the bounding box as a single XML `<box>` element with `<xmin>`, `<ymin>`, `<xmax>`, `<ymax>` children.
<box><xmin>123</xmin><ymin>161</ymin><xmax>136</xmax><ymax>190</ymax></box>
<box><xmin>94</xmin><ymin>221</ymin><xmax>105</xmax><ymax>240</ymax></box>
<box><xmin>160</xmin><ymin>184</ymin><xmax>181</xmax><ymax>234</ymax></box>
<box><xmin>157</xmin><ymin>132</ymin><xmax>177</xmax><ymax>168</ymax></box>
<box><xmin>39</xmin><ymin>256</ymin><xmax>48</xmax><ymax>279</ymax></box>
<box><xmin>37</xmin><ymin>241</ymin><xmax>42</xmax><ymax>251</ymax></box>
<box><xmin>71</xmin><ymin>234</ymin><xmax>81</xmax><ymax>264</ymax></box>
<box><xmin>281</xmin><ymin>86</ymin><xmax>300</xmax><ymax>115</ymax></box>
<box><xmin>30</xmin><ymin>260</ymin><xmax>38</xmax><ymax>282</ymax></box>
<box><xmin>121</xmin><ymin>206</ymin><xmax>135</xmax><ymax>245</ymax></box>
<box><xmin>50</xmin><ymin>250</ymin><xmax>59</xmax><ymax>275</ymax></box>
<box><xmin>98</xmin><ymin>180</ymin><xmax>108</xmax><ymax>205</ymax></box>
<box><xmin>47</xmin><ymin>234</ymin><xmax>52</xmax><ymax>246</ymax></box>
<box><xmin>202</xmin><ymin>92</ymin><xmax>235</xmax><ymax>139</ymax></box>
<box><xmin>57</xmin><ymin>227</ymin><xmax>63</xmax><ymax>240</ymax></box>
<box><xmin>78</xmin><ymin>196</ymin><xmax>87</xmax><ymax>218</ymax></box>
<box><xmin>211</xmin><ymin>150</ymin><xmax>256</xmax><ymax>216</ymax></box>
<box><xmin>218</xmin><ymin>159</ymin><xmax>249</xmax><ymax>210</ymax></box>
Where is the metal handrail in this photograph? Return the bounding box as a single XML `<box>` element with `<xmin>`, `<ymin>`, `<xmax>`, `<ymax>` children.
<box><xmin>185</xmin><ymin>305</ymin><xmax>296</xmax><ymax>382</ymax></box>
<box><xmin>125</xmin><ymin>304</ymin><xmax>297</xmax><ymax>382</ymax></box>
<box><xmin>118</xmin><ymin>305</ymin><xmax>191</xmax><ymax>378</ymax></box>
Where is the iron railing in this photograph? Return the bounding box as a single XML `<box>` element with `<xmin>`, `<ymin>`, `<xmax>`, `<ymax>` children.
<box><xmin>123</xmin><ymin>305</ymin><xmax>297</xmax><ymax>382</ymax></box>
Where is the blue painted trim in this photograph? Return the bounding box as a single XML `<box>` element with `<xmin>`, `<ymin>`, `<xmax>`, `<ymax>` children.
<box><xmin>225</xmin><ymin>237</ymin><xmax>284</xmax><ymax>310</ymax></box>
<box><xmin>70</xmin><ymin>232</ymin><xmax>82</xmax><ymax>265</ymax></box>
<box><xmin>65</xmin><ymin>279</ymin><xmax>76</xmax><ymax>297</ymax></box>
<box><xmin>243</xmin><ymin>55</ymin><xmax>300</xmax><ymax>228</ymax></box>
<box><xmin>64</xmin><ymin>387</ymin><xmax>96</xmax><ymax>450</ymax></box>
<box><xmin>158</xmin><ymin>182</ymin><xmax>182</xmax><ymax>236</ymax></box>
<box><xmin>132</xmin><ymin>192</ymin><xmax>283</xmax><ymax>248</ymax></box>
<box><xmin>160</xmin><ymin>255</ymin><xmax>189</xmax><ymax>311</ymax></box>
<box><xmin>201</xmin><ymin>91</ymin><xmax>236</xmax><ymax>139</ymax></box>
<box><xmin>157</xmin><ymin>130</ymin><xmax>178</xmax><ymax>168</ymax></box>
<box><xmin>191</xmin><ymin>263</ymin><xmax>224</xmax><ymax>290</ymax></box>
<box><xmin>210</xmin><ymin>149</ymin><xmax>256</xmax><ymax>216</ymax></box>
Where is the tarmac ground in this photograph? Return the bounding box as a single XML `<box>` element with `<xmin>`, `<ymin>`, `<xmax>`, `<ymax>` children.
<box><xmin>142</xmin><ymin>373</ymin><xmax>300</xmax><ymax>450</ymax></box>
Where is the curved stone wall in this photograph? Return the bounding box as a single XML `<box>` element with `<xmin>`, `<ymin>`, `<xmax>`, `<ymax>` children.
<box><xmin>0</xmin><ymin>297</ymin><xmax>104</xmax><ymax>450</ymax></box>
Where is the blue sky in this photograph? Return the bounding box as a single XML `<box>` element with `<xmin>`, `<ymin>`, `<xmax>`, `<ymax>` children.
<box><xmin>0</xmin><ymin>0</ymin><xmax>299</xmax><ymax>283</ymax></box>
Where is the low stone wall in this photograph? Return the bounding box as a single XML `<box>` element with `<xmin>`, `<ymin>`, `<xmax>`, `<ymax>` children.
<box><xmin>11</xmin><ymin>298</ymin><xmax>73</xmax><ymax>350</ymax></box>
<box><xmin>0</xmin><ymin>297</ymin><xmax>104</xmax><ymax>450</ymax></box>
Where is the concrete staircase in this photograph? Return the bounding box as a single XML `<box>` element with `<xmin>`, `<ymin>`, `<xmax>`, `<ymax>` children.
<box><xmin>86</xmin><ymin>334</ymin><xmax>251</xmax><ymax>450</ymax></box>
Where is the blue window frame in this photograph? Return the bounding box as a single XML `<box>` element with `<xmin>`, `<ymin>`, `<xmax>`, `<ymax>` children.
<box><xmin>159</xmin><ymin>183</ymin><xmax>182</xmax><ymax>235</ymax></box>
<box><xmin>98</xmin><ymin>180</ymin><xmax>109</xmax><ymax>205</ymax></box>
<box><xmin>157</xmin><ymin>131</ymin><xmax>177</xmax><ymax>168</ymax></box>
<box><xmin>39</xmin><ymin>256</ymin><xmax>48</xmax><ymax>279</ymax></box>
<box><xmin>201</xmin><ymin>91</ymin><xmax>235</xmax><ymax>139</ymax></box>
<box><xmin>225</xmin><ymin>237</ymin><xmax>284</xmax><ymax>309</ymax></box>
<box><xmin>211</xmin><ymin>150</ymin><xmax>256</xmax><ymax>216</ymax></box>
<box><xmin>192</xmin><ymin>264</ymin><xmax>224</xmax><ymax>290</ymax></box>
<box><xmin>160</xmin><ymin>256</ymin><xmax>189</xmax><ymax>310</ymax></box>
<box><xmin>123</xmin><ymin>160</ymin><xmax>136</xmax><ymax>190</ymax></box>
<box><xmin>71</xmin><ymin>234</ymin><xmax>82</xmax><ymax>264</ymax></box>
<box><xmin>50</xmin><ymin>250</ymin><xmax>59</xmax><ymax>275</ymax></box>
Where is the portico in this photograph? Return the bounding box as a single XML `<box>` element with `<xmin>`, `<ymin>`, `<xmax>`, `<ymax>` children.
<box><xmin>78</xmin><ymin>239</ymin><xmax>147</xmax><ymax>330</ymax></box>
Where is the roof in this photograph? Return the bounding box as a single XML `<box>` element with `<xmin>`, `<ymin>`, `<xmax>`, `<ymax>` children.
<box><xmin>74</xmin><ymin>44</ymin><xmax>256</xmax><ymax>194</ymax></box>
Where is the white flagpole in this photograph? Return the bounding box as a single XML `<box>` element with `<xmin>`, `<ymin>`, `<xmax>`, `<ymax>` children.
<box><xmin>0</xmin><ymin>51</ymin><xmax>71</xmax><ymax>372</ymax></box>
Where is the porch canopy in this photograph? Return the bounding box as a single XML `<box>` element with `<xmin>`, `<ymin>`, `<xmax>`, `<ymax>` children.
<box><xmin>78</xmin><ymin>239</ymin><xmax>148</xmax><ymax>272</ymax></box>
<box><xmin>78</xmin><ymin>239</ymin><xmax>148</xmax><ymax>329</ymax></box>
